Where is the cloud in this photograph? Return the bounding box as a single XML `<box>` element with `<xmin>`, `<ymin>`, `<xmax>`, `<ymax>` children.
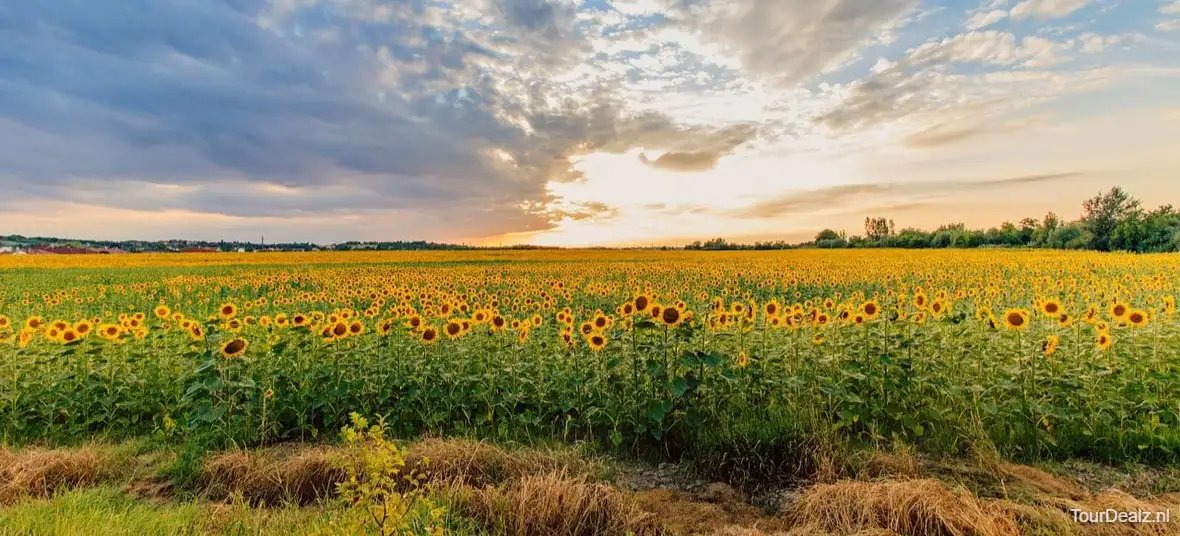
<box><xmin>966</xmin><ymin>9</ymin><xmax>1008</xmax><ymax>30</ymax></box>
<box><xmin>1010</xmin><ymin>0</ymin><xmax>1091</xmax><ymax>20</ymax></box>
<box><xmin>726</xmin><ymin>172</ymin><xmax>1085</xmax><ymax>219</ymax></box>
<box><xmin>640</xmin><ymin>151</ymin><xmax>721</xmax><ymax>171</ymax></box>
<box><xmin>0</xmin><ymin>0</ymin><xmax>764</xmax><ymax>241</ymax></box>
<box><xmin>816</xmin><ymin>30</ymin><xmax>1078</xmax><ymax>134</ymax></box>
<box><xmin>1164</xmin><ymin>1</ymin><xmax>1180</xmax><ymax>15</ymax></box>
<box><xmin>1078</xmin><ymin>33</ymin><xmax>1123</xmax><ymax>53</ymax></box>
<box><xmin>657</xmin><ymin>0</ymin><xmax>919</xmax><ymax>87</ymax></box>
<box><xmin>903</xmin><ymin>124</ymin><xmax>993</xmax><ymax>148</ymax></box>
<box><xmin>635</xmin><ymin>123</ymin><xmax>756</xmax><ymax>171</ymax></box>
<box><xmin>726</xmin><ymin>184</ymin><xmax>892</xmax><ymax>218</ymax></box>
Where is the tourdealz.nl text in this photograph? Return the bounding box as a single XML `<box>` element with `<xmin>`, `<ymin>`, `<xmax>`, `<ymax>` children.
<box><xmin>1071</xmin><ymin>508</ymin><xmax>1171</xmax><ymax>524</ymax></box>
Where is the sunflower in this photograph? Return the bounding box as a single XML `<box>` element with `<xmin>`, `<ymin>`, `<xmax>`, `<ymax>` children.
<box><xmin>1042</xmin><ymin>335</ymin><xmax>1060</xmax><ymax>357</ymax></box>
<box><xmin>188</xmin><ymin>324</ymin><xmax>205</xmax><ymax>341</ymax></box>
<box><xmin>25</xmin><ymin>316</ymin><xmax>44</xmax><ymax>331</ymax></box>
<box><xmin>558</xmin><ymin>330</ymin><xmax>576</xmax><ymax>349</ymax></box>
<box><xmin>633</xmin><ymin>295</ymin><xmax>651</xmax><ymax>313</ymax></box>
<box><xmin>220</xmin><ymin>338</ymin><xmax>248</xmax><ymax>358</ymax></box>
<box><xmin>660</xmin><ymin>305</ymin><xmax>683</xmax><ymax>327</ymax></box>
<box><xmin>60</xmin><ymin>329</ymin><xmax>79</xmax><ymax>344</ymax></box>
<box><xmin>1126</xmin><ymin>309</ymin><xmax>1149</xmax><ymax>328</ymax></box>
<box><xmin>490</xmin><ymin>315</ymin><xmax>506</xmax><ymax>332</ymax></box>
<box><xmin>154</xmin><ymin>305</ymin><xmax>171</xmax><ymax>319</ymax></box>
<box><xmin>587</xmin><ymin>333</ymin><xmax>606</xmax><ymax>352</ymax></box>
<box><xmin>377</xmin><ymin>320</ymin><xmax>394</xmax><ymax>336</ymax></box>
<box><xmin>98</xmin><ymin>323</ymin><xmax>121</xmax><ymax>341</ymax></box>
<box><xmin>1109</xmin><ymin>302</ymin><xmax>1129</xmax><ymax>320</ymax></box>
<box><xmin>1002</xmin><ymin>309</ymin><xmax>1030</xmax><ymax>330</ymax></box>
<box><xmin>1083</xmin><ymin>305</ymin><xmax>1099</xmax><ymax>323</ymax></box>
<box><xmin>1096</xmin><ymin>332</ymin><xmax>1113</xmax><ymax>351</ymax></box>
<box><xmin>0</xmin><ymin>315</ymin><xmax>9</xmax><ymax>330</ymax></box>
<box><xmin>218</xmin><ymin>302</ymin><xmax>238</xmax><ymax>320</ymax></box>
<box><xmin>1039</xmin><ymin>299</ymin><xmax>1063</xmax><ymax>318</ymax></box>
<box><xmin>734</xmin><ymin>350</ymin><xmax>750</xmax><ymax>368</ymax></box>
<box><xmin>444</xmin><ymin>320</ymin><xmax>463</xmax><ymax>339</ymax></box>
<box><xmin>861</xmin><ymin>300</ymin><xmax>880</xmax><ymax>319</ymax></box>
<box><xmin>764</xmin><ymin>300</ymin><xmax>781</xmax><ymax>317</ymax></box>
<box><xmin>348</xmin><ymin>321</ymin><xmax>365</xmax><ymax>336</ymax></box>
<box><xmin>929</xmin><ymin>301</ymin><xmax>946</xmax><ymax>317</ymax></box>
<box><xmin>331</xmin><ymin>322</ymin><xmax>349</xmax><ymax>339</ymax></box>
<box><xmin>74</xmin><ymin>320</ymin><xmax>92</xmax><ymax>337</ymax></box>
<box><xmin>292</xmin><ymin>314</ymin><xmax>308</xmax><ymax>327</ymax></box>
<box><xmin>1056</xmin><ymin>313</ymin><xmax>1073</xmax><ymax>328</ymax></box>
<box><xmin>421</xmin><ymin>326</ymin><xmax>439</xmax><ymax>344</ymax></box>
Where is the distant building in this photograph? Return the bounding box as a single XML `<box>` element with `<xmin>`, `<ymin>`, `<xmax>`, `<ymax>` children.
<box><xmin>31</xmin><ymin>246</ymin><xmax>125</xmax><ymax>255</ymax></box>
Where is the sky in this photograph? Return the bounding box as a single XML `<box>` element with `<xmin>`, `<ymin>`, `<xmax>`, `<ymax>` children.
<box><xmin>1</xmin><ymin>0</ymin><xmax>1179</xmax><ymax>247</ymax></box>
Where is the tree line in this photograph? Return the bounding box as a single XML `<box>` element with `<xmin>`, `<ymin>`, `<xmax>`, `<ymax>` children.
<box><xmin>686</xmin><ymin>187</ymin><xmax>1180</xmax><ymax>252</ymax></box>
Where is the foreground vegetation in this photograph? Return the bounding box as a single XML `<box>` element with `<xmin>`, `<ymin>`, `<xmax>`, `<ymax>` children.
<box><xmin>3</xmin><ymin>435</ymin><xmax>1179</xmax><ymax>535</ymax></box>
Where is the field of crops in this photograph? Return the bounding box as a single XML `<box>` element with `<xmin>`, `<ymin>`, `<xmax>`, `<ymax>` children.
<box><xmin>2</xmin><ymin>249</ymin><xmax>1178</xmax><ymax>469</ymax></box>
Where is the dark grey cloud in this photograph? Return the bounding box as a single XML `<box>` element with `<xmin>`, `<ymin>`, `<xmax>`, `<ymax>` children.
<box><xmin>635</xmin><ymin>123</ymin><xmax>756</xmax><ymax>171</ymax></box>
<box><xmin>0</xmin><ymin>0</ymin><xmax>756</xmax><ymax>240</ymax></box>
<box><xmin>640</xmin><ymin>151</ymin><xmax>720</xmax><ymax>171</ymax></box>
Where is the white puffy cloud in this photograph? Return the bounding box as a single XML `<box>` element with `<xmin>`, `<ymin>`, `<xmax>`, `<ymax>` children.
<box><xmin>1010</xmin><ymin>0</ymin><xmax>1091</xmax><ymax>20</ymax></box>
<box><xmin>966</xmin><ymin>9</ymin><xmax>1009</xmax><ymax>30</ymax></box>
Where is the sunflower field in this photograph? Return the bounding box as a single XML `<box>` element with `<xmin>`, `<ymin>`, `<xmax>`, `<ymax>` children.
<box><xmin>1</xmin><ymin>249</ymin><xmax>1178</xmax><ymax>465</ymax></box>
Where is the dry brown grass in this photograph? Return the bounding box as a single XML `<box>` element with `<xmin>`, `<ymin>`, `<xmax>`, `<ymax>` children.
<box><xmin>406</xmin><ymin>437</ymin><xmax>599</xmax><ymax>487</ymax></box>
<box><xmin>1034</xmin><ymin>489</ymin><xmax>1180</xmax><ymax>536</ymax></box>
<box><xmin>0</xmin><ymin>446</ymin><xmax>119</xmax><ymax>504</ymax></box>
<box><xmin>998</xmin><ymin>462</ymin><xmax>1090</xmax><ymax>501</ymax></box>
<box><xmin>634</xmin><ymin>488</ymin><xmax>790</xmax><ymax>535</ymax></box>
<box><xmin>785</xmin><ymin>478</ymin><xmax>1022</xmax><ymax>536</ymax></box>
<box><xmin>860</xmin><ymin>449</ymin><xmax>922</xmax><ymax>480</ymax></box>
<box><xmin>199</xmin><ymin>445</ymin><xmax>344</xmax><ymax>505</ymax></box>
<box><xmin>196</xmin><ymin>438</ymin><xmax>599</xmax><ymax>507</ymax></box>
<box><xmin>449</xmin><ymin>471</ymin><xmax>661</xmax><ymax>536</ymax></box>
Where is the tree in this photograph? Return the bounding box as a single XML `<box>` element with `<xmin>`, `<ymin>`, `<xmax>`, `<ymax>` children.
<box><xmin>815</xmin><ymin>229</ymin><xmax>843</xmax><ymax>242</ymax></box>
<box><xmin>1082</xmin><ymin>187</ymin><xmax>1141</xmax><ymax>251</ymax></box>
<box><xmin>864</xmin><ymin>217</ymin><xmax>895</xmax><ymax>242</ymax></box>
<box><xmin>1045</xmin><ymin>222</ymin><xmax>1090</xmax><ymax>249</ymax></box>
<box><xmin>1031</xmin><ymin>212</ymin><xmax>1060</xmax><ymax>247</ymax></box>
